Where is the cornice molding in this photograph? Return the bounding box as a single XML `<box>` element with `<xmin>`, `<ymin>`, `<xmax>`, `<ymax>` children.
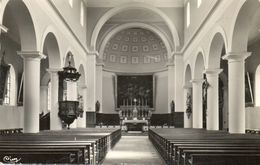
<box><xmin>86</xmin><ymin>0</ymin><xmax>184</xmax><ymax>8</ymax></box>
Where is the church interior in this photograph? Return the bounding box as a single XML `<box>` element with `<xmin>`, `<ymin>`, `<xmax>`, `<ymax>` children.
<box><xmin>1</xmin><ymin>0</ymin><xmax>260</xmax><ymax>164</ymax></box>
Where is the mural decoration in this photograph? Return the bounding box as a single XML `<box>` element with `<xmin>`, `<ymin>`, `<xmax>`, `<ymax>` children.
<box><xmin>117</xmin><ymin>75</ymin><xmax>153</xmax><ymax>108</ymax></box>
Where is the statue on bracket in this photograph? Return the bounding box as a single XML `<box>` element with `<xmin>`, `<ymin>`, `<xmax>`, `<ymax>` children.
<box><xmin>186</xmin><ymin>93</ymin><xmax>192</xmax><ymax>119</ymax></box>
<box><xmin>170</xmin><ymin>100</ymin><xmax>175</xmax><ymax>113</ymax></box>
<box><xmin>96</xmin><ymin>100</ymin><xmax>100</xmax><ymax>112</ymax></box>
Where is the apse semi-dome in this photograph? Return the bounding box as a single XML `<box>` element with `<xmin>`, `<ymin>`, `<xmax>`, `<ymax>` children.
<box><xmin>102</xmin><ymin>28</ymin><xmax>167</xmax><ymax>73</ymax></box>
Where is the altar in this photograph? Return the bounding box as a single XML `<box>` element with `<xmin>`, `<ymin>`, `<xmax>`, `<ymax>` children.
<box><xmin>118</xmin><ymin>99</ymin><xmax>153</xmax><ymax>132</ymax></box>
<box><xmin>122</xmin><ymin>119</ymin><xmax>148</xmax><ymax>132</ymax></box>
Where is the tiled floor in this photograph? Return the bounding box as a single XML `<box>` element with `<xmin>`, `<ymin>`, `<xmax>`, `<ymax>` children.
<box><xmin>102</xmin><ymin>136</ymin><xmax>166</xmax><ymax>165</ymax></box>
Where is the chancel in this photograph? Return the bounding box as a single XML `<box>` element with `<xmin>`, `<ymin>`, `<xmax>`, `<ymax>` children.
<box><xmin>1</xmin><ymin>0</ymin><xmax>260</xmax><ymax>164</ymax></box>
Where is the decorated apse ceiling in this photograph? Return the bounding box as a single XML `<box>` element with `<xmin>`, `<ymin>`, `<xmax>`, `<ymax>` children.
<box><xmin>102</xmin><ymin>28</ymin><xmax>168</xmax><ymax>72</ymax></box>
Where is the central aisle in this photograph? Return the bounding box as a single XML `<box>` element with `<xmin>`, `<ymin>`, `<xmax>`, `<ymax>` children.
<box><xmin>102</xmin><ymin>136</ymin><xmax>166</xmax><ymax>165</ymax></box>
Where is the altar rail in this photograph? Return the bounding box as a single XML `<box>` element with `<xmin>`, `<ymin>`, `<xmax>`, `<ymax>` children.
<box><xmin>118</xmin><ymin>106</ymin><xmax>153</xmax><ymax>120</ymax></box>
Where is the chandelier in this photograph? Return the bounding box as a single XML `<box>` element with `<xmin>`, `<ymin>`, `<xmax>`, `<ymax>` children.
<box><xmin>58</xmin><ymin>54</ymin><xmax>80</xmax><ymax>82</ymax></box>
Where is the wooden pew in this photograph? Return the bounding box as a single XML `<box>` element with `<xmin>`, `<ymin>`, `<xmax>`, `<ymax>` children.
<box><xmin>149</xmin><ymin>128</ymin><xmax>260</xmax><ymax>165</ymax></box>
<box><xmin>0</xmin><ymin>128</ymin><xmax>23</xmax><ymax>135</ymax></box>
<box><xmin>189</xmin><ymin>153</ymin><xmax>260</xmax><ymax>165</ymax></box>
<box><xmin>183</xmin><ymin>150</ymin><xmax>260</xmax><ymax>165</ymax></box>
<box><xmin>0</xmin><ymin>128</ymin><xmax>121</xmax><ymax>164</ymax></box>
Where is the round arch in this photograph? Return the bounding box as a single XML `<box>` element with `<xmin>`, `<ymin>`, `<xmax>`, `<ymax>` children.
<box><xmin>1</xmin><ymin>0</ymin><xmax>37</xmax><ymax>50</ymax></box>
<box><xmin>90</xmin><ymin>2</ymin><xmax>180</xmax><ymax>51</ymax></box>
<box><xmin>207</xmin><ymin>31</ymin><xmax>226</xmax><ymax>69</ymax></box>
<box><xmin>99</xmin><ymin>22</ymin><xmax>173</xmax><ymax>59</ymax></box>
<box><xmin>42</xmin><ymin>32</ymin><xmax>61</xmax><ymax>69</ymax></box>
<box><xmin>184</xmin><ymin>64</ymin><xmax>192</xmax><ymax>84</ymax></box>
<box><xmin>193</xmin><ymin>51</ymin><xmax>205</xmax><ymax>79</ymax></box>
<box><xmin>228</xmin><ymin>0</ymin><xmax>260</xmax><ymax>52</ymax></box>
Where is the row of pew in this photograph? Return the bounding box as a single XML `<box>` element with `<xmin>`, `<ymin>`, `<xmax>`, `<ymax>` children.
<box><xmin>0</xmin><ymin>128</ymin><xmax>23</xmax><ymax>135</ymax></box>
<box><xmin>0</xmin><ymin>128</ymin><xmax>121</xmax><ymax>164</ymax></box>
<box><xmin>149</xmin><ymin>128</ymin><xmax>260</xmax><ymax>165</ymax></box>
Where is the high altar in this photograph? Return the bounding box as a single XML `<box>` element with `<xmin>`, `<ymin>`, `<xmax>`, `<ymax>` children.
<box><xmin>115</xmin><ymin>75</ymin><xmax>154</xmax><ymax>131</ymax></box>
<box><xmin>117</xmin><ymin>99</ymin><xmax>153</xmax><ymax>132</ymax></box>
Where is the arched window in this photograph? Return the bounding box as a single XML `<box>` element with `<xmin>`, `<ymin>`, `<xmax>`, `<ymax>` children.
<box><xmin>4</xmin><ymin>70</ymin><xmax>11</xmax><ymax>105</ymax></box>
<box><xmin>68</xmin><ymin>0</ymin><xmax>73</xmax><ymax>7</ymax></box>
<box><xmin>186</xmin><ymin>2</ymin><xmax>190</xmax><ymax>27</ymax></box>
<box><xmin>4</xmin><ymin>65</ymin><xmax>16</xmax><ymax>105</ymax></box>
<box><xmin>47</xmin><ymin>81</ymin><xmax>51</xmax><ymax>111</ymax></box>
<box><xmin>197</xmin><ymin>0</ymin><xmax>202</xmax><ymax>8</ymax></box>
<box><xmin>80</xmin><ymin>2</ymin><xmax>85</xmax><ymax>26</ymax></box>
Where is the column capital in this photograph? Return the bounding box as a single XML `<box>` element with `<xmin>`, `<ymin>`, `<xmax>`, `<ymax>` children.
<box><xmin>46</xmin><ymin>68</ymin><xmax>63</xmax><ymax>73</ymax></box>
<box><xmin>172</xmin><ymin>51</ymin><xmax>183</xmax><ymax>57</ymax></box>
<box><xmin>222</xmin><ymin>52</ymin><xmax>251</xmax><ymax>62</ymax></box>
<box><xmin>190</xmin><ymin>79</ymin><xmax>204</xmax><ymax>84</ymax></box>
<box><xmin>166</xmin><ymin>55</ymin><xmax>174</xmax><ymax>65</ymax></box>
<box><xmin>40</xmin><ymin>85</ymin><xmax>49</xmax><ymax>90</ymax></box>
<box><xmin>203</xmin><ymin>68</ymin><xmax>223</xmax><ymax>75</ymax></box>
<box><xmin>0</xmin><ymin>24</ymin><xmax>8</xmax><ymax>33</ymax></box>
<box><xmin>17</xmin><ymin>51</ymin><xmax>46</xmax><ymax>60</ymax></box>
<box><xmin>166</xmin><ymin>61</ymin><xmax>174</xmax><ymax>67</ymax></box>
<box><xmin>88</xmin><ymin>50</ymin><xmax>99</xmax><ymax>57</ymax></box>
<box><xmin>183</xmin><ymin>83</ymin><xmax>192</xmax><ymax>89</ymax></box>
<box><xmin>96</xmin><ymin>62</ymin><xmax>105</xmax><ymax>67</ymax></box>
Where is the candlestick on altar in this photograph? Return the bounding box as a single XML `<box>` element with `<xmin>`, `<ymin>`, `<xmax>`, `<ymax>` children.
<box><xmin>145</xmin><ymin>99</ymin><xmax>147</xmax><ymax>106</ymax></box>
<box><xmin>127</xmin><ymin>99</ymin><xmax>128</xmax><ymax>106</ymax></box>
<box><xmin>133</xmin><ymin>98</ymin><xmax>137</xmax><ymax>106</ymax></box>
<box><xmin>123</xmin><ymin>99</ymin><xmax>125</xmax><ymax>106</ymax></box>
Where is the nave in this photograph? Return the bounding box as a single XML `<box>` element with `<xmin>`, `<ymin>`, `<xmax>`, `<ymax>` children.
<box><xmin>2</xmin><ymin>127</ymin><xmax>260</xmax><ymax>164</ymax></box>
<box><xmin>103</xmin><ymin>135</ymin><xmax>165</xmax><ymax>165</ymax></box>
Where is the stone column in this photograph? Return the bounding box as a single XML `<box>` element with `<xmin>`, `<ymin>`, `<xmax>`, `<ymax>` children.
<box><xmin>96</xmin><ymin>60</ymin><xmax>104</xmax><ymax>113</ymax></box>
<box><xmin>77</xmin><ymin>85</ymin><xmax>87</xmax><ymax>128</ymax></box>
<box><xmin>40</xmin><ymin>85</ymin><xmax>49</xmax><ymax>115</ymax></box>
<box><xmin>167</xmin><ymin>59</ymin><xmax>175</xmax><ymax>114</ymax></box>
<box><xmin>174</xmin><ymin>53</ymin><xmax>184</xmax><ymax>112</ymax></box>
<box><xmin>47</xmin><ymin>68</ymin><xmax>62</xmax><ymax>130</ymax></box>
<box><xmin>18</xmin><ymin>51</ymin><xmax>46</xmax><ymax>133</ymax></box>
<box><xmin>223</xmin><ymin>52</ymin><xmax>251</xmax><ymax>133</ymax></box>
<box><xmin>204</xmin><ymin>69</ymin><xmax>222</xmax><ymax>130</ymax></box>
<box><xmin>183</xmin><ymin>84</ymin><xmax>192</xmax><ymax>128</ymax></box>
<box><xmin>191</xmin><ymin>79</ymin><xmax>203</xmax><ymax>128</ymax></box>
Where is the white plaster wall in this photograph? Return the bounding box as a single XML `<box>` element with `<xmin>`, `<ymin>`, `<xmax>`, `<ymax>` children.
<box><xmin>50</xmin><ymin>0</ymin><xmax>87</xmax><ymax>45</ymax></box>
<box><xmin>184</xmin><ymin>0</ymin><xmax>218</xmax><ymax>44</ymax></box>
<box><xmin>154</xmin><ymin>71</ymin><xmax>168</xmax><ymax>114</ymax></box>
<box><xmin>102</xmin><ymin>71</ymin><xmax>116</xmax><ymax>114</ymax></box>
<box><xmin>102</xmin><ymin>70</ymin><xmax>169</xmax><ymax>114</ymax></box>
<box><xmin>246</xmin><ymin>107</ymin><xmax>260</xmax><ymax>130</ymax></box>
<box><xmin>0</xmin><ymin>106</ymin><xmax>23</xmax><ymax>129</ymax></box>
